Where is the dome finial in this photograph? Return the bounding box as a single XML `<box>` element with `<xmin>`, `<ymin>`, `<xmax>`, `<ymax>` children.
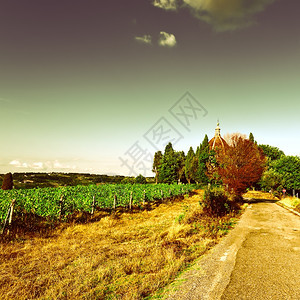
<box><xmin>215</xmin><ymin>120</ymin><xmax>221</xmax><ymax>137</ymax></box>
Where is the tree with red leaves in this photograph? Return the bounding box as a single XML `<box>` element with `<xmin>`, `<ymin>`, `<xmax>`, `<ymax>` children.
<box><xmin>216</xmin><ymin>134</ymin><xmax>266</xmax><ymax>197</ymax></box>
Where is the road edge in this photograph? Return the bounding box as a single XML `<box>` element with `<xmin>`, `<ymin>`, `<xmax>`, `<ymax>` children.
<box><xmin>276</xmin><ymin>201</ymin><xmax>300</xmax><ymax>217</ymax></box>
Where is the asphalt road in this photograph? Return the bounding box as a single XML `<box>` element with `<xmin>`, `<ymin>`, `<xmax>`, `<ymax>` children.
<box><xmin>165</xmin><ymin>201</ymin><xmax>300</xmax><ymax>300</ymax></box>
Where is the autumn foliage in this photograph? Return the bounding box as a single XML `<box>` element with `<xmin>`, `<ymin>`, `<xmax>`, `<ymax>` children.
<box><xmin>216</xmin><ymin>134</ymin><xmax>266</xmax><ymax>197</ymax></box>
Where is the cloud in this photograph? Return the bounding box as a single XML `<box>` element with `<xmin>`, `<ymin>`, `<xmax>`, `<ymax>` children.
<box><xmin>8</xmin><ymin>159</ymin><xmax>77</xmax><ymax>171</ymax></box>
<box><xmin>9</xmin><ymin>160</ymin><xmax>21</xmax><ymax>167</ymax></box>
<box><xmin>153</xmin><ymin>0</ymin><xmax>178</xmax><ymax>10</ymax></box>
<box><xmin>134</xmin><ymin>35</ymin><xmax>152</xmax><ymax>45</ymax></box>
<box><xmin>154</xmin><ymin>0</ymin><xmax>275</xmax><ymax>32</ymax></box>
<box><xmin>158</xmin><ymin>31</ymin><xmax>177</xmax><ymax>47</ymax></box>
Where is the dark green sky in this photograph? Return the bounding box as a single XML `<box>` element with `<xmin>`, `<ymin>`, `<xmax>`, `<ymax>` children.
<box><xmin>0</xmin><ymin>0</ymin><xmax>299</xmax><ymax>176</ymax></box>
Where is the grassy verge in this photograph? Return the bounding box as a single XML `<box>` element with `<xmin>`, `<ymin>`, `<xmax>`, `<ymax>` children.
<box><xmin>0</xmin><ymin>190</ymin><xmax>243</xmax><ymax>300</ymax></box>
<box><xmin>278</xmin><ymin>196</ymin><xmax>300</xmax><ymax>213</ymax></box>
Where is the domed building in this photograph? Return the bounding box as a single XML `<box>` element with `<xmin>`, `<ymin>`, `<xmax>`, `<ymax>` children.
<box><xmin>208</xmin><ymin>122</ymin><xmax>229</xmax><ymax>153</ymax></box>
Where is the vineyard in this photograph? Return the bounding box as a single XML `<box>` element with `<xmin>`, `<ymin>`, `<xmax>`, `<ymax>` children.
<box><xmin>0</xmin><ymin>184</ymin><xmax>197</xmax><ymax>227</ymax></box>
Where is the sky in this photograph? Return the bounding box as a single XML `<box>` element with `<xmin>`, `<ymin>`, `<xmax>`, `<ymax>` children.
<box><xmin>0</xmin><ymin>0</ymin><xmax>299</xmax><ymax>177</ymax></box>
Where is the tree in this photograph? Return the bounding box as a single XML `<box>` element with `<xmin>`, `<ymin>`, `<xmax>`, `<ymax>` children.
<box><xmin>152</xmin><ymin>151</ymin><xmax>163</xmax><ymax>184</ymax></box>
<box><xmin>175</xmin><ymin>151</ymin><xmax>186</xmax><ymax>183</ymax></box>
<box><xmin>216</xmin><ymin>134</ymin><xmax>266</xmax><ymax>197</ymax></box>
<box><xmin>158</xmin><ymin>143</ymin><xmax>179</xmax><ymax>184</ymax></box>
<box><xmin>195</xmin><ymin>134</ymin><xmax>210</xmax><ymax>185</ymax></box>
<box><xmin>259</xmin><ymin>144</ymin><xmax>285</xmax><ymax>162</ymax></box>
<box><xmin>259</xmin><ymin>169</ymin><xmax>284</xmax><ymax>192</ymax></box>
<box><xmin>271</xmin><ymin>156</ymin><xmax>300</xmax><ymax>191</ymax></box>
<box><xmin>135</xmin><ymin>174</ymin><xmax>147</xmax><ymax>184</ymax></box>
<box><xmin>199</xmin><ymin>134</ymin><xmax>209</xmax><ymax>152</ymax></box>
<box><xmin>249</xmin><ymin>132</ymin><xmax>254</xmax><ymax>143</ymax></box>
<box><xmin>1</xmin><ymin>172</ymin><xmax>13</xmax><ymax>190</ymax></box>
<box><xmin>196</xmin><ymin>150</ymin><xmax>210</xmax><ymax>185</ymax></box>
<box><xmin>185</xmin><ymin>147</ymin><xmax>195</xmax><ymax>184</ymax></box>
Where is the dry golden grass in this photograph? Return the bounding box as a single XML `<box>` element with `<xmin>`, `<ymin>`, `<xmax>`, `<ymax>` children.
<box><xmin>279</xmin><ymin>196</ymin><xmax>300</xmax><ymax>211</ymax></box>
<box><xmin>243</xmin><ymin>190</ymin><xmax>279</xmax><ymax>200</ymax></box>
<box><xmin>0</xmin><ymin>190</ymin><xmax>241</xmax><ymax>299</ymax></box>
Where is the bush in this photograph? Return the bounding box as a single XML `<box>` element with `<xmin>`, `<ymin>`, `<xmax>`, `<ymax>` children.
<box><xmin>1</xmin><ymin>172</ymin><xmax>13</xmax><ymax>190</ymax></box>
<box><xmin>201</xmin><ymin>187</ymin><xmax>230</xmax><ymax>217</ymax></box>
<box><xmin>135</xmin><ymin>174</ymin><xmax>147</xmax><ymax>184</ymax></box>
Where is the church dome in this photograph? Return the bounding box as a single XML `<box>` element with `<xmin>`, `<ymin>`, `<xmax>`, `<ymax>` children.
<box><xmin>209</xmin><ymin>122</ymin><xmax>229</xmax><ymax>153</ymax></box>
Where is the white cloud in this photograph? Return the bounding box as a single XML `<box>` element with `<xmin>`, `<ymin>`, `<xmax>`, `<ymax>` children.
<box><xmin>158</xmin><ymin>31</ymin><xmax>177</xmax><ymax>47</ymax></box>
<box><xmin>53</xmin><ymin>160</ymin><xmax>63</xmax><ymax>169</ymax></box>
<box><xmin>21</xmin><ymin>162</ymin><xmax>29</xmax><ymax>168</ymax></box>
<box><xmin>154</xmin><ymin>0</ymin><xmax>275</xmax><ymax>32</ymax></box>
<box><xmin>7</xmin><ymin>159</ymin><xmax>78</xmax><ymax>172</ymax></box>
<box><xmin>153</xmin><ymin>0</ymin><xmax>178</xmax><ymax>10</ymax></box>
<box><xmin>134</xmin><ymin>35</ymin><xmax>152</xmax><ymax>45</ymax></box>
<box><xmin>9</xmin><ymin>160</ymin><xmax>21</xmax><ymax>167</ymax></box>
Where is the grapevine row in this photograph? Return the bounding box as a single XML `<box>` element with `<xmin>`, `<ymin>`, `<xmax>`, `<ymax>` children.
<box><xmin>0</xmin><ymin>184</ymin><xmax>197</xmax><ymax>223</ymax></box>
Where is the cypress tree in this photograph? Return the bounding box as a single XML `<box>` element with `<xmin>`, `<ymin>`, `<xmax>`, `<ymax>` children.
<box><xmin>249</xmin><ymin>132</ymin><xmax>255</xmax><ymax>143</ymax></box>
<box><xmin>152</xmin><ymin>151</ymin><xmax>163</xmax><ymax>184</ymax></box>
<box><xmin>158</xmin><ymin>143</ymin><xmax>178</xmax><ymax>184</ymax></box>
<box><xmin>185</xmin><ymin>147</ymin><xmax>195</xmax><ymax>184</ymax></box>
<box><xmin>195</xmin><ymin>135</ymin><xmax>210</xmax><ymax>185</ymax></box>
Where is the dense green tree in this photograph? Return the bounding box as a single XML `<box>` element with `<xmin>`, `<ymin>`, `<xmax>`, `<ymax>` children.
<box><xmin>135</xmin><ymin>174</ymin><xmax>147</xmax><ymax>184</ymax></box>
<box><xmin>194</xmin><ymin>135</ymin><xmax>210</xmax><ymax>185</ymax></box>
<box><xmin>175</xmin><ymin>151</ymin><xmax>186</xmax><ymax>183</ymax></box>
<box><xmin>152</xmin><ymin>151</ymin><xmax>163</xmax><ymax>184</ymax></box>
<box><xmin>199</xmin><ymin>134</ymin><xmax>209</xmax><ymax>152</ymax></box>
<box><xmin>1</xmin><ymin>172</ymin><xmax>13</xmax><ymax>190</ymax></box>
<box><xmin>196</xmin><ymin>150</ymin><xmax>210</xmax><ymax>185</ymax></box>
<box><xmin>158</xmin><ymin>143</ymin><xmax>179</xmax><ymax>184</ymax></box>
<box><xmin>271</xmin><ymin>156</ymin><xmax>300</xmax><ymax>190</ymax></box>
<box><xmin>185</xmin><ymin>147</ymin><xmax>195</xmax><ymax>184</ymax></box>
<box><xmin>259</xmin><ymin>169</ymin><xmax>284</xmax><ymax>192</ymax></box>
<box><xmin>259</xmin><ymin>144</ymin><xmax>285</xmax><ymax>162</ymax></box>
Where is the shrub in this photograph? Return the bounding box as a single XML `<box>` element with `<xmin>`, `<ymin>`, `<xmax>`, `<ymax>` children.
<box><xmin>1</xmin><ymin>172</ymin><xmax>13</xmax><ymax>190</ymax></box>
<box><xmin>201</xmin><ymin>187</ymin><xmax>230</xmax><ymax>217</ymax></box>
<box><xmin>135</xmin><ymin>174</ymin><xmax>147</xmax><ymax>184</ymax></box>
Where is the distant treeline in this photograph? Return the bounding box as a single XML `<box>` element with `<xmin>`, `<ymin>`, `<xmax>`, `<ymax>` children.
<box><xmin>0</xmin><ymin>173</ymin><xmax>153</xmax><ymax>190</ymax></box>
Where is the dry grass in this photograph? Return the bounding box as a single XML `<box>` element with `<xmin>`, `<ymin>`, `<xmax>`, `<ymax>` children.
<box><xmin>279</xmin><ymin>196</ymin><xmax>300</xmax><ymax>212</ymax></box>
<box><xmin>0</xmin><ymin>190</ymin><xmax>241</xmax><ymax>299</ymax></box>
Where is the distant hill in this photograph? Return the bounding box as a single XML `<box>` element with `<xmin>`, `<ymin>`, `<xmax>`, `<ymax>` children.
<box><xmin>0</xmin><ymin>173</ymin><xmax>143</xmax><ymax>189</ymax></box>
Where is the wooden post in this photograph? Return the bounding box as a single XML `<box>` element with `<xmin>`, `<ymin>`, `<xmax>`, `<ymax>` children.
<box><xmin>143</xmin><ymin>190</ymin><xmax>146</xmax><ymax>205</ymax></box>
<box><xmin>7</xmin><ymin>199</ymin><xmax>15</xmax><ymax>235</ymax></box>
<box><xmin>113</xmin><ymin>194</ymin><xmax>117</xmax><ymax>210</ymax></box>
<box><xmin>91</xmin><ymin>195</ymin><xmax>95</xmax><ymax>215</ymax></box>
<box><xmin>59</xmin><ymin>196</ymin><xmax>63</xmax><ymax>221</ymax></box>
<box><xmin>129</xmin><ymin>191</ymin><xmax>133</xmax><ymax>210</ymax></box>
<box><xmin>1</xmin><ymin>200</ymin><xmax>15</xmax><ymax>235</ymax></box>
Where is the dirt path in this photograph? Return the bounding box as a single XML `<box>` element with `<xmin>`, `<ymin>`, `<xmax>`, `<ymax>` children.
<box><xmin>163</xmin><ymin>201</ymin><xmax>300</xmax><ymax>299</ymax></box>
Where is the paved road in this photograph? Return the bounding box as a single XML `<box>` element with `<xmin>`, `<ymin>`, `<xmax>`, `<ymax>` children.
<box><xmin>165</xmin><ymin>201</ymin><xmax>300</xmax><ymax>300</ymax></box>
